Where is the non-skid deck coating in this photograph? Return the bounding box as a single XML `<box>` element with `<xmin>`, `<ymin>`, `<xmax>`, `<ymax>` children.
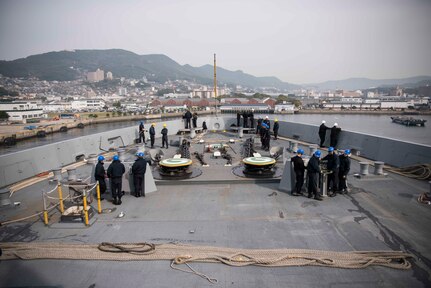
<box><xmin>0</xmin><ymin>132</ymin><xmax>431</xmax><ymax>288</ymax></box>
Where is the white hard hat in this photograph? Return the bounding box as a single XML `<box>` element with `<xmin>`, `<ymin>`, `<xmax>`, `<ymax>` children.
<box><xmin>334</xmin><ymin>123</ymin><xmax>338</xmax><ymax>126</ymax></box>
<box><xmin>322</xmin><ymin>120</ymin><xmax>326</xmax><ymax>124</ymax></box>
<box><xmin>265</xmin><ymin>116</ymin><xmax>269</xmax><ymax>119</ymax></box>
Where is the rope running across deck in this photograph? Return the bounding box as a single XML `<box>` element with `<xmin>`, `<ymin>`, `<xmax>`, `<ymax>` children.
<box><xmin>0</xmin><ymin>242</ymin><xmax>413</xmax><ymax>270</ymax></box>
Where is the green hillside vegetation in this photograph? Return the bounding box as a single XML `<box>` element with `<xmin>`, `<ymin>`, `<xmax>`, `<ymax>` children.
<box><xmin>0</xmin><ymin>49</ymin><xmax>299</xmax><ymax>89</ymax></box>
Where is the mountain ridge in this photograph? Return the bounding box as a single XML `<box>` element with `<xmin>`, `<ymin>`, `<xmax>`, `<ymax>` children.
<box><xmin>0</xmin><ymin>49</ymin><xmax>299</xmax><ymax>90</ymax></box>
<box><xmin>0</xmin><ymin>49</ymin><xmax>429</xmax><ymax>91</ymax></box>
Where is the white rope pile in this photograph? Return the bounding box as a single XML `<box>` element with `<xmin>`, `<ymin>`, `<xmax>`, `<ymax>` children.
<box><xmin>0</xmin><ymin>242</ymin><xmax>413</xmax><ymax>270</ymax></box>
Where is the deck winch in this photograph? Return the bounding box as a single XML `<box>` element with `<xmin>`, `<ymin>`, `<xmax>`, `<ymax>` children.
<box><xmin>158</xmin><ymin>158</ymin><xmax>194</xmax><ymax>178</ymax></box>
<box><xmin>242</xmin><ymin>156</ymin><xmax>276</xmax><ymax>177</ymax></box>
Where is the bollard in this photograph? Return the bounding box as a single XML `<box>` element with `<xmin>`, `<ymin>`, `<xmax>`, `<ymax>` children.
<box><xmin>57</xmin><ymin>183</ymin><xmax>64</xmax><ymax>214</ymax></box>
<box><xmin>96</xmin><ymin>181</ymin><xmax>102</xmax><ymax>214</ymax></box>
<box><xmin>82</xmin><ymin>190</ymin><xmax>89</xmax><ymax>226</ymax></box>
<box><xmin>0</xmin><ymin>187</ymin><xmax>12</xmax><ymax>207</ymax></box>
<box><xmin>359</xmin><ymin>162</ymin><xmax>370</xmax><ymax>175</ymax></box>
<box><xmin>291</xmin><ymin>141</ymin><xmax>298</xmax><ymax>153</ymax></box>
<box><xmin>238</xmin><ymin>128</ymin><xmax>243</xmax><ymax>138</ymax></box>
<box><xmin>309</xmin><ymin>145</ymin><xmax>318</xmax><ymax>156</ymax></box>
<box><xmin>374</xmin><ymin>161</ymin><xmax>385</xmax><ymax>175</ymax></box>
<box><xmin>190</xmin><ymin>128</ymin><xmax>196</xmax><ymax>139</ymax></box>
<box><xmin>67</xmin><ymin>168</ymin><xmax>77</xmax><ymax>181</ymax></box>
<box><xmin>52</xmin><ymin>168</ymin><xmax>63</xmax><ymax>182</ymax></box>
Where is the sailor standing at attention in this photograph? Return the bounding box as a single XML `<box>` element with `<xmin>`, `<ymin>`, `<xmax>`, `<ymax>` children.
<box><xmin>330</xmin><ymin>123</ymin><xmax>341</xmax><ymax>148</ymax></box>
<box><xmin>338</xmin><ymin>149</ymin><xmax>351</xmax><ymax>194</ymax></box>
<box><xmin>192</xmin><ymin>112</ymin><xmax>198</xmax><ymax>128</ymax></box>
<box><xmin>291</xmin><ymin>149</ymin><xmax>305</xmax><ymax>196</ymax></box>
<box><xmin>94</xmin><ymin>155</ymin><xmax>106</xmax><ymax>200</ymax></box>
<box><xmin>273</xmin><ymin>119</ymin><xmax>280</xmax><ymax>140</ymax></box>
<box><xmin>161</xmin><ymin>123</ymin><xmax>169</xmax><ymax>149</ymax></box>
<box><xmin>138</xmin><ymin>121</ymin><xmax>146</xmax><ymax>144</ymax></box>
<box><xmin>184</xmin><ymin>110</ymin><xmax>192</xmax><ymax>129</ymax></box>
<box><xmin>307</xmin><ymin>150</ymin><xmax>323</xmax><ymax>201</ymax></box>
<box><xmin>107</xmin><ymin>155</ymin><xmax>126</xmax><ymax>205</ymax></box>
<box><xmin>318</xmin><ymin>120</ymin><xmax>328</xmax><ymax>147</ymax></box>
<box><xmin>149</xmin><ymin>123</ymin><xmax>156</xmax><ymax>148</ymax></box>
<box><xmin>132</xmin><ymin>152</ymin><xmax>147</xmax><ymax>198</ymax></box>
<box><xmin>323</xmin><ymin>147</ymin><xmax>340</xmax><ymax>197</ymax></box>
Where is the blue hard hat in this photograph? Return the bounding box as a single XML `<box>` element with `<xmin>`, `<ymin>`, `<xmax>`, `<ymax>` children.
<box><xmin>98</xmin><ymin>155</ymin><xmax>105</xmax><ymax>161</ymax></box>
<box><xmin>113</xmin><ymin>155</ymin><xmax>119</xmax><ymax>161</ymax></box>
<box><xmin>328</xmin><ymin>147</ymin><xmax>334</xmax><ymax>152</ymax></box>
<box><xmin>314</xmin><ymin>150</ymin><xmax>321</xmax><ymax>157</ymax></box>
<box><xmin>345</xmin><ymin>149</ymin><xmax>351</xmax><ymax>155</ymax></box>
<box><xmin>137</xmin><ymin>152</ymin><xmax>144</xmax><ymax>157</ymax></box>
<box><xmin>297</xmin><ymin>149</ymin><xmax>304</xmax><ymax>154</ymax></box>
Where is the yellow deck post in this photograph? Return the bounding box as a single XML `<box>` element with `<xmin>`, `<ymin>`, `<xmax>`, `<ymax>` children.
<box><xmin>42</xmin><ymin>192</ymin><xmax>49</xmax><ymax>225</ymax></box>
<box><xmin>57</xmin><ymin>183</ymin><xmax>64</xmax><ymax>213</ymax></box>
<box><xmin>96</xmin><ymin>181</ymin><xmax>102</xmax><ymax>214</ymax></box>
<box><xmin>82</xmin><ymin>190</ymin><xmax>89</xmax><ymax>226</ymax></box>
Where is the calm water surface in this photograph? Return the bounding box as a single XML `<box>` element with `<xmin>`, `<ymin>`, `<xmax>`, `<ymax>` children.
<box><xmin>1</xmin><ymin>114</ymin><xmax>430</xmax><ymax>155</ymax></box>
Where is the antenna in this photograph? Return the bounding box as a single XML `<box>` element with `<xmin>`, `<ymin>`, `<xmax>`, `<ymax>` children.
<box><xmin>214</xmin><ymin>53</ymin><xmax>217</xmax><ymax>116</ymax></box>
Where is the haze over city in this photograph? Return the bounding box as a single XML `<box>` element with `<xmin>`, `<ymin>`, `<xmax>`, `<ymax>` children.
<box><xmin>1</xmin><ymin>0</ymin><xmax>431</xmax><ymax>84</ymax></box>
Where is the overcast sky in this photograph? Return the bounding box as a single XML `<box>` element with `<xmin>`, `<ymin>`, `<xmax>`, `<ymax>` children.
<box><xmin>0</xmin><ymin>0</ymin><xmax>430</xmax><ymax>84</ymax></box>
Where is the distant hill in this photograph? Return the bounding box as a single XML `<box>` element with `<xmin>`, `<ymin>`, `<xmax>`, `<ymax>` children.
<box><xmin>0</xmin><ymin>49</ymin><xmax>299</xmax><ymax>90</ymax></box>
<box><xmin>307</xmin><ymin>76</ymin><xmax>431</xmax><ymax>90</ymax></box>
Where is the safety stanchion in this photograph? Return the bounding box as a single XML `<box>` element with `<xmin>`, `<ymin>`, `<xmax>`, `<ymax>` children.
<box><xmin>57</xmin><ymin>183</ymin><xmax>64</xmax><ymax>214</ymax></box>
<box><xmin>82</xmin><ymin>190</ymin><xmax>89</xmax><ymax>226</ymax></box>
<box><xmin>42</xmin><ymin>192</ymin><xmax>49</xmax><ymax>225</ymax></box>
<box><xmin>96</xmin><ymin>181</ymin><xmax>102</xmax><ymax>214</ymax></box>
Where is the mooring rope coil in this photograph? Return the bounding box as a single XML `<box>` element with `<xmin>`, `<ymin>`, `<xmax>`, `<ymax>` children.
<box><xmin>386</xmin><ymin>164</ymin><xmax>431</xmax><ymax>180</ymax></box>
<box><xmin>0</xmin><ymin>242</ymin><xmax>413</xmax><ymax>270</ymax></box>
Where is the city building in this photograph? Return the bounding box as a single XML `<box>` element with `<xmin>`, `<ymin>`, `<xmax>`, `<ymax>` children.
<box><xmin>71</xmin><ymin>99</ymin><xmax>105</xmax><ymax>111</ymax></box>
<box><xmin>106</xmin><ymin>71</ymin><xmax>113</xmax><ymax>80</ymax></box>
<box><xmin>39</xmin><ymin>101</ymin><xmax>72</xmax><ymax>112</ymax></box>
<box><xmin>86</xmin><ymin>69</ymin><xmax>105</xmax><ymax>82</ymax></box>
<box><xmin>274</xmin><ymin>103</ymin><xmax>295</xmax><ymax>113</ymax></box>
<box><xmin>0</xmin><ymin>101</ymin><xmax>45</xmax><ymax>123</ymax></box>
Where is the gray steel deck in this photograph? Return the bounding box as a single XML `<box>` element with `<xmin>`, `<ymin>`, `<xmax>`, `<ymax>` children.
<box><xmin>1</xmin><ymin>132</ymin><xmax>430</xmax><ymax>288</ymax></box>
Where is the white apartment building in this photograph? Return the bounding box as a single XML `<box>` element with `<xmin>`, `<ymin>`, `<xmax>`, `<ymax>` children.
<box><xmin>0</xmin><ymin>101</ymin><xmax>45</xmax><ymax>122</ymax></box>
<box><xmin>71</xmin><ymin>99</ymin><xmax>105</xmax><ymax>111</ymax></box>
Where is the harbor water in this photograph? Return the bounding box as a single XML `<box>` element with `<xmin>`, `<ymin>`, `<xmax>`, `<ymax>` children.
<box><xmin>0</xmin><ymin>114</ymin><xmax>430</xmax><ymax>155</ymax></box>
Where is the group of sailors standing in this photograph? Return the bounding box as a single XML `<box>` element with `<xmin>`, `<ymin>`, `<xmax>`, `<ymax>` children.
<box><xmin>139</xmin><ymin>122</ymin><xmax>169</xmax><ymax>149</ymax></box>
<box><xmin>94</xmin><ymin>152</ymin><xmax>149</xmax><ymax>206</ymax></box>
<box><xmin>291</xmin><ymin>146</ymin><xmax>351</xmax><ymax>201</ymax></box>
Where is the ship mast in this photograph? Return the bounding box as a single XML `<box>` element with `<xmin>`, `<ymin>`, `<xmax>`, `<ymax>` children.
<box><xmin>214</xmin><ymin>53</ymin><xmax>217</xmax><ymax>116</ymax></box>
